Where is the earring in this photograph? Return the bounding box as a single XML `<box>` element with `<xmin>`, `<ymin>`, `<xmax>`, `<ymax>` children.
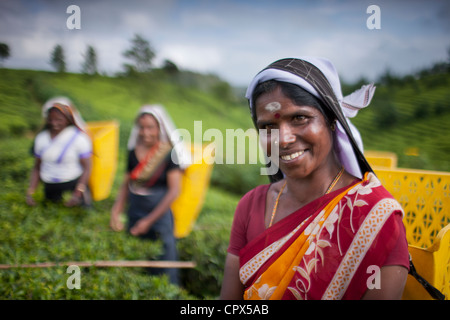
<box><xmin>330</xmin><ymin>121</ymin><xmax>336</xmax><ymax>131</ymax></box>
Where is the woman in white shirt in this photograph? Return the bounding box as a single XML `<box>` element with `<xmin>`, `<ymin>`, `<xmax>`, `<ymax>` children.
<box><xmin>26</xmin><ymin>97</ymin><xmax>92</xmax><ymax>207</ymax></box>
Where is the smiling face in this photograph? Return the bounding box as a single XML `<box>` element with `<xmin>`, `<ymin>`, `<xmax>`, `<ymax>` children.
<box><xmin>137</xmin><ymin>113</ymin><xmax>160</xmax><ymax>147</ymax></box>
<box><xmin>255</xmin><ymin>85</ymin><xmax>336</xmax><ymax>179</ymax></box>
<box><xmin>47</xmin><ymin>108</ymin><xmax>70</xmax><ymax>135</ymax></box>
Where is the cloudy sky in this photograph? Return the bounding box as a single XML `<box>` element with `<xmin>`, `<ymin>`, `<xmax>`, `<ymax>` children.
<box><xmin>1</xmin><ymin>0</ymin><xmax>449</xmax><ymax>86</ymax></box>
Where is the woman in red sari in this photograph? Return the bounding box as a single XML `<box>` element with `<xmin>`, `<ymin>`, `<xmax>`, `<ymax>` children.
<box><xmin>220</xmin><ymin>57</ymin><xmax>409</xmax><ymax>300</ymax></box>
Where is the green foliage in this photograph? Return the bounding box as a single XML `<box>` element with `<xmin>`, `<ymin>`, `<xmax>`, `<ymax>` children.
<box><xmin>0</xmin><ymin>64</ymin><xmax>449</xmax><ymax>299</ymax></box>
<box><xmin>373</xmin><ymin>99</ymin><xmax>399</xmax><ymax>128</ymax></box>
<box><xmin>0</xmin><ymin>43</ymin><xmax>10</xmax><ymax>66</ymax></box>
<box><xmin>49</xmin><ymin>45</ymin><xmax>66</xmax><ymax>73</ymax></box>
<box><xmin>349</xmin><ymin>70</ymin><xmax>450</xmax><ymax>172</ymax></box>
<box><xmin>0</xmin><ymin>137</ymin><xmax>238</xmax><ymax>299</ymax></box>
<box><xmin>0</xmin><ymin>70</ymin><xmax>44</xmax><ymax>137</ymax></box>
<box><xmin>122</xmin><ymin>34</ymin><xmax>155</xmax><ymax>74</ymax></box>
<box><xmin>162</xmin><ymin>59</ymin><xmax>179</xmax><ymax>74</ymax></box>
<box><xmin>211</xmin><ymin>163</ymin><xmax>268</xmax><ymax>195</ymax></box>
<box><xmin>178</xmin><ymin>188</ymin><xmax>239</xmax><ymax>299</ymax></box>
<box><xmin>0</xmin><ymin>138</ymin><xmax>194</xmax><ymax>299</ymax></box>
<box><xmin>81</xmin><ymin>45</ymin><xmax>98</xmax><ymax>75</ymax></box>
<box><xmin>1</xmin><ymin>267</ymin><xmax>187</xmax><ymax>299</ymax></box>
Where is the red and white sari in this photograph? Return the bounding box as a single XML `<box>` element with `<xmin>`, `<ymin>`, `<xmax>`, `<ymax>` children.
<box><xmin>239</xmin><ymin>172</ymin><xmax>406</xmax><ymax>300</ymax></box>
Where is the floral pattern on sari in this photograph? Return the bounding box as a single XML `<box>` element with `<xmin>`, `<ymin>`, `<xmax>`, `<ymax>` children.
<box><xmin>240</xmin><ymin>172</ymin><xmax>404</xmax><ymax>300</ymax></box>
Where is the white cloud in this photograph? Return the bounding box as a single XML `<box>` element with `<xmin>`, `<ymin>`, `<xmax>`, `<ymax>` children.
<box><xmin>159</xmin><ymin>43</ymin><xmax>223</xmax><ymax>73</ymax></box>
<box><xmin>121</xmin><ymin>11</ymin><xmax>157</xmax><ymax>32</ymax></box>
<box><xmin>0</xmin><ymin>0</ymin><xmax>448</xmax><ymax>85</ymax></box>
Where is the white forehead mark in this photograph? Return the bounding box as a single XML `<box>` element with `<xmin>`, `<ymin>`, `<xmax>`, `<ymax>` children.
<box><xmin>265</xmin><ymin>101</ymin><xmax>281</xmax><ymax>112</ymax></box>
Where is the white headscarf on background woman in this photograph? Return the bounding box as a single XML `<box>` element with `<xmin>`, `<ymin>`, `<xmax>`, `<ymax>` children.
<box><xmin>246</xmin><ymin>57</ymin><xmax>375</xmax><ymax>179</ymax></box>
<box><xmin>42</xmin><ymin>96</ymin><xmax>87</xmax><ymax>131</ymax></box>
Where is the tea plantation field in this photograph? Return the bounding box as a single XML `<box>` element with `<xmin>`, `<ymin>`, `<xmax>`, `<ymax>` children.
<box><xmin>0</xmin><ymin>66</ymin><xmax>448</xmax><ymax>299</ymax></box>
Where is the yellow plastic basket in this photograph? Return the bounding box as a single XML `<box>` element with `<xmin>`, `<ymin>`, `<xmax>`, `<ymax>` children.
<box><xmin>365</xmin><ymin>150</ymin><xmax>398</xmax><ymax>169</ymax></box>
<box><xmin>86</xmin><ymin>121</ymin><xmax>119</xmax><ymax>202</ymax></box>
<box><xmin>375</xmin><ymin>168</ymin><xmax>450</xmax><ymax>300</ymax></box>
<box><xmin>171</xmin><ymin>144</ymin><xmax>214</xmax><ymax>239</ymax></box>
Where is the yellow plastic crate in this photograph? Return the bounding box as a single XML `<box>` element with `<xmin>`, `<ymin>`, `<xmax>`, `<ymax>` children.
<box><xmin>86</xmin><ymin>121</ymin><xmax>119</xmax><ymax>201</ymax></box>
<box><xmin>365</xmin><ymin>150</ymin><xmax>398</xmax><ymax>169</ymax></box>
<box><xmin>375</xmin><ymin>168</ymin><xmax>450</xmax><ymax>299</ymax></box>
<box><xmin>171</xmin><ymin>144</ymin><xmax>214</xmax><ymax>238</ymax></box>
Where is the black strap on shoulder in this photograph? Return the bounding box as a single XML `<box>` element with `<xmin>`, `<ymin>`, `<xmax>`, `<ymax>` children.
<box><xmin>408</xmin><ymin>255</ymin><xmax>445</xmax><ymax>300</ymax></box>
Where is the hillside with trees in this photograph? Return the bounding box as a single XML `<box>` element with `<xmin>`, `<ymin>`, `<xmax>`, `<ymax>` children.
<box><xmin>0</xmin><ymin>34</ymin><xmax>449</xmax><ymax>298</ymax></box>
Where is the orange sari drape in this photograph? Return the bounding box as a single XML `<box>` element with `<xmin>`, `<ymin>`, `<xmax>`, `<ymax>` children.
<box><xmin>239</xmin><ymin>172</ymin><xmax>404</xmax><ymax>300</ymax></box>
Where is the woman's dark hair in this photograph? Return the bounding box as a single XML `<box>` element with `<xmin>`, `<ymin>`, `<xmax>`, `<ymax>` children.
<box><xmin>251</xmin><ymin>80</ymin><xmax>336</xmax><ymax>127</ymax></box>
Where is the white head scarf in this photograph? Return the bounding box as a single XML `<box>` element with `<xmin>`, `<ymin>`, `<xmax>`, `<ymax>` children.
<box><xmin>42</xmin><ymin>96</ymin><xmax>87</xmax><ymax>131</ymax></box>
<box><xmin>246</xmin><ymin>57</ymin><xmax>375</xmax><ymax>179</ymax></box>
<box><xmin>127</xmin><ymin>104</ymin><xmax>191</xmax><ymax>170</ymax></box>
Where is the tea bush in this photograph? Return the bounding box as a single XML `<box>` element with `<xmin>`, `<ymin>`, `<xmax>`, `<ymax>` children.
<box><xmin>1</xmin><ymin>66</ymin><xmax>450</xmax><ymax>299</ymax></box>
<box><xmin>178</xmin><ymin>187</ymin><xmax>239</xmax><ymax>298</ymax></box>
<box><xmin>0</xmin><ymin>137</ymin><xmax>240</xmax><ymax>299</ymax></box>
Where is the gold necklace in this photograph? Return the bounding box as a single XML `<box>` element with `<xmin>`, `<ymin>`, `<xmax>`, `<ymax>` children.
<box><xmin>325</xmin><ymin>166</ymin><xmax>345</xmax><ymax>195</ymax></box>
<box><xmin>268</xmin><ymin>167</ymin><xmax>344</xmax><ymax>228</ymax></box>
<box><xmin>268</xmin><ymin>180</ymin><xmax>287</xmax><ymax>228</ymax></box>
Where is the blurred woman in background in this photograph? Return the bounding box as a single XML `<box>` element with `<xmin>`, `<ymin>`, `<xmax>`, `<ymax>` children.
<box><xmin>110</xmin><ymin>105</ymin><xmax>190</xmax><ymax>285</ymax></box>
<box><xmin>26</xmin><ymin>97</ymin><xmax>92</xmax><ymax>207</ymax></box>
